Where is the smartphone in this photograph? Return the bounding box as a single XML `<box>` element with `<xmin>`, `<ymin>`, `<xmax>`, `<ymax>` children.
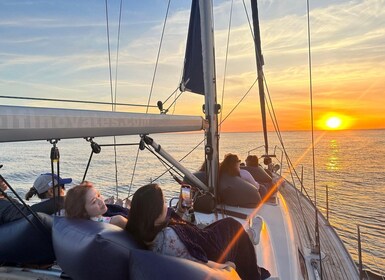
<box><xmin>180</xmin><ymin>184</ymin><xmax>192</xmax><ymax>208</ymax></box>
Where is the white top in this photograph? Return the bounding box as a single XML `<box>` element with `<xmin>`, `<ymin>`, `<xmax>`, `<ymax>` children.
<box><xmin>90</xmin><ymin>216</ymin><xmax>112</xmax><ymax>224</ymax></box>
<box><xmin>148</xmin><ymin>227</ymin><xmax>198</xmax><ymax>262</ymax></box>
<box><xmin>240</xmin><ymin>169</ymin><xmax>260</xmax><ymax>190</ymax></box>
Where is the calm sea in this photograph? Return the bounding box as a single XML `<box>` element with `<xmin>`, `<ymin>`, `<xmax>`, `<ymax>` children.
<box><xmin>1</xmin><ymin>129</ymin><xmax>384</xmax><ymax>276</ymax></box>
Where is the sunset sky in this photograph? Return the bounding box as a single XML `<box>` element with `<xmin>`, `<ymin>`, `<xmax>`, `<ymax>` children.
<box><xmin>1</xmin><ymin>0</ymin><xmax>384</xmax><ymax>132</ymax></box>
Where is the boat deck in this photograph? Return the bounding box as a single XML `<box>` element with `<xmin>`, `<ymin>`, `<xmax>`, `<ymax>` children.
<box><xmin>280</xmin><ymin>182</ymin><xmax>359</xmax><ymax>280</ymax></box>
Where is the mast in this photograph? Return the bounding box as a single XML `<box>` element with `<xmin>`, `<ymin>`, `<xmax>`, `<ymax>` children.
<box><xmin>199</xmin><ymin>0</ymin><xmax>219</xmax><ymax>193</ymax></box>
<box><xmin>250</xmin><ymin>0</ymin><xmax>269</xmax><ymax>158</ymax></box>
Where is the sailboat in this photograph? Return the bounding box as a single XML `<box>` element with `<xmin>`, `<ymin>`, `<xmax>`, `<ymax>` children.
<box><xmin>0</xmin><ymin>0</ymin><xmax>361</xmax><ymax>279</ymax></box>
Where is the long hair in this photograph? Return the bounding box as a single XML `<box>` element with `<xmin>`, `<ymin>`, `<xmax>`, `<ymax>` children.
<box><xmin>219</xmin><ymin>153</ymin><xmax>241</xmax><ymax>177</ymax></box>
<box><xmin>65</xmin><ymin>181</ymin><xmax>93</xmax><ymax>219</ymax></box>
<box><xmin>125</xmin><ymin>183</ymin><xmax>166</xmax><ymax>243</ymax></box>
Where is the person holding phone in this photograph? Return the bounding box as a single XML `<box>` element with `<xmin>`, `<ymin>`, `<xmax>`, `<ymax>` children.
<box><xmin>125</xmin><ymin>183</ymin><xmax>270</xmax><ymax>280</ymax></box>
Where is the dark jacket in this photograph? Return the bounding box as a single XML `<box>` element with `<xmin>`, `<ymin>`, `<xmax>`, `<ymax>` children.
<box><xmin>0</xmin><ymin>197</ymin><xmax>30</xmax><ymax>225</ymax></box>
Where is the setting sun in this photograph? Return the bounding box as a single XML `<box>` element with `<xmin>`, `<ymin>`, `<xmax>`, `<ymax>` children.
<box><xmin>326</xmin><ymin>117</ymin><xmax>342</xmax><ymax>129</ymax></box>
<box><xmin>317</xmin><ymin>113</ymin><xmax>353</xmax><ymax>130</ymax></box>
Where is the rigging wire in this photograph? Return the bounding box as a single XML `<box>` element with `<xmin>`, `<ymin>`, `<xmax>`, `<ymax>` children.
<box><xmin>219</xmin><ymin>0</ymin><xmax>234</xmax><ymax>134</ymax></box>
<box><xmin>113</xmin><ymin>0</ymin><xmax>124</xmax><ymax>199</ymax></box>
<box><xmin>113</xmin><ymin>0</ymin><xmax>124</xmax><ymax>111</ymax></box>
<box><xmin>127</xmin><ymin>147</ymin><xmax>141</xmax><ymax>198</ymax></box>
<box><xmin>247</xmin><ymin>0</ymin><xmax>321</xmax><ymax>267</ymax></box>
<box><xmin>241</xmin><ymin>0</ymin><xmax>317</xmax><ymax>250</ymax></box>
<box><xmin>127</xmin><ymin>0</ymin><xmax>172</xmax><ymax>196</ymax></box>
<box><xmin>104</xmin><ymin>0</ymin><xmax>121</xmax><ymax>199</ymax></box>
<box><xmin>247</xmin><ymin>0</ymin><xmax>317</xmax><ymax>249</ymax></box>
<box><xmin>266</xmin><ymin>80</ymin><xmax>316</xmax><ymax>247</ymax></box>
<box><xmin>0</xmin><ymin>95</ymin><xmax>156</xmax><ymax>108</ymax></box>
<box><xmin>144</xmin><ymin>145</ymin><xmax>185</xmax><ymax>183</ymax></box>
<box><xmin>306</xmin><ymin>0</ymin><xmax>323</xmax><ymax>277</ymax></box>
<box><xmin>145</xmin><ymin>0</ymin><xmax>172</xmax><ymax>114</ymax></box>
<box><xmin>219</xmin><ymin>78</ymin><xmax>258</xmax><ymax>125</ymax></box>
<box><xmin>151</xmin><ymin>138</ymin><xmax>205</xmax><ymax>183</ymax></box>
<box><xmin>104</xmin><ymin>0</ymin><xmax>115</xmax><ymax>110</ymax></box>
<box><xmin>150</xmin><ymin>26</ymin><xmax>258</xmax><ymax>184</ymax></box>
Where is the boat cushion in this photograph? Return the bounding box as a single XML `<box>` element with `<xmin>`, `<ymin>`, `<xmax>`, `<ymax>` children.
<box><xmin>241</xmin><ymin>166</ymin><xmax>272</xmax><ymax>184</ymax></box>
<box><xmin>0</xmin><ymin>212</ymin><xmax>55</xmax><ymax>265</ymax></box>
<box><xmin>219</xmin><ymin>174</ymin><xmax>261</xmax><ymax>208</ymax></box>
<box><xmin>53</xmin><ymin>217</ymin><xmax>239</xmax><ymax>280</ymax></box>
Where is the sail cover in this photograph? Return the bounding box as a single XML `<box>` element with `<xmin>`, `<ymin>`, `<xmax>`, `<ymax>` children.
<box><xmin>180</xmin><ymin>0</ymin><xmax>204</xmax><ymax>95</ymax></box>
<box><xmin>0</xmin><ymin>105</ymin><xmax>204</xmax><ymax>143</ymax></box>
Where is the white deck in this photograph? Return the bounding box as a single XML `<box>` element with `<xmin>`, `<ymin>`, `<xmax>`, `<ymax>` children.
<box><xmin>194</xmin><ymin>180</ymin><xmax>360</xmax><ymax>280</ymax></box>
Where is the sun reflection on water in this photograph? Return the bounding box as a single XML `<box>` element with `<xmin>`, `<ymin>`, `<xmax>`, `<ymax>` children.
<box><xmin>326</xmin><ymin>139</ymin><xmax>340</xmax><ymax>171</ymax></box>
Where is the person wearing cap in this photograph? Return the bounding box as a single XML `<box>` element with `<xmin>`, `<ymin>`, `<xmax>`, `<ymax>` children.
<box><xmin>26</xmin><ymin>173</ymin><xmax>72</xmax><ymax>215</ymax></box>
<box><xmin>0</xmin><ymin>174</ymin><xmax>72</xmax><ymax>225</ymax></box>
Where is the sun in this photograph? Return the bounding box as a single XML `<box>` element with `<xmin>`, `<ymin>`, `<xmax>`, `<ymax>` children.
<box><xmin>318</xmin><ymin>113</ymin><xmax>352</xmax><ymax>130</ymax></box>
<box><xmin>326</xmin><ymin>116</ymin><xmax>342</xmax><ymax>129</ymax></box>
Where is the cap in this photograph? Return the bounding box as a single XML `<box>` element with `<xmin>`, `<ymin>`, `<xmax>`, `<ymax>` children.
<box><xmin>33</xmin><ymin>173</ymin><xmax>72</xmax><ymax>194</ymax></box>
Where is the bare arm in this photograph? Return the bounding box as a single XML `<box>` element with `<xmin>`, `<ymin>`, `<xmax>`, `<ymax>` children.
<box><xmin>110</xmin><ymin>215</ymin><xmax>128</xmax><ymax>229</ymax></box>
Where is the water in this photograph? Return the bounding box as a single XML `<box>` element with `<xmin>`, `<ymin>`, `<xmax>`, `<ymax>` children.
<box><xmin>1</xmin><ymin>129</ymin><xmax>384</xmax><ymax>276</ymax></box>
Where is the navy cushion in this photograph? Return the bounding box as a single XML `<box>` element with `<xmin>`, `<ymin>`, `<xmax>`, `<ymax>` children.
<box><xmin>53</xmin><ymin>217</ymin><xmax>142</xmax><ymax>280</ymax></box>
<box><xmin>241</xmin><ymin>166</ymin><xmax>272</xmax><ymax>183</ymax></box>
<box><xmin>0</xmin><ymin>213</ymin><xmax>55</xmax><ymax>265</ymax></box>
<box><xmin>219</xmin><ymin>174</ymin><xmax>262</xmax><ymax>208</ymax></box>
<box><xmin>128</xmin><ymin>249</ymin><xmax>239</xmax><ymax>280</ymax></box>
<box><xmin>53</xmin><ymin>217</ymin><xmax>238</xmax><ymax>280</ymax></box>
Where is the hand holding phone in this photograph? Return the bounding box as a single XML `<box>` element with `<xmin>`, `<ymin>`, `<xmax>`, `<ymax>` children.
<box><xmin>180</xmin><ymin>184</ymin><xmax>192</xmax><ymax>209</ymax></box>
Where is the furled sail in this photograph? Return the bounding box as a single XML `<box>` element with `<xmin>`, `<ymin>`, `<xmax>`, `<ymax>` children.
<box><xmin>0</xmin><ymin>105</ymin><xmax>205</xmax><ymax>143</ymax></box>
<box><xmin>180</xmin><ymin>0</ymin><xmax>204</xmax><ymax>95</ymax></box>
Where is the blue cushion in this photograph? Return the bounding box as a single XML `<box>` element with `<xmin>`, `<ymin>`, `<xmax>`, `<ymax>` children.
<box><xmin>219</xmin><ymin>174</ymin><xmax>262</xmax><ymax>208</ymax></box>
<box><xmin>0</xmin><ymin>213</ymin><xmax>55</xmax><ymax>265</ymax></box>
<box><xmin>53</xmin><ymin>217</ymin><xmax>238</xmax><ymax>280</ymax></box>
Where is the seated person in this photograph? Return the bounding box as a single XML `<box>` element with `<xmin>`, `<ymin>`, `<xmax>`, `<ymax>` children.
<box><xmin>1</xmin><ymin>175</ymin><xmax>68</xmax><ymax>225</ymax></box>
<box><xmin>243</xmin><ymin>155</ymin><xmax>273</xmax><ymax>185</ymax></box>
<box><xmin>219</xmin><ymin>154</ymin><xmax>264</xmax><ymax>206</ymax></box>
<box><xmin>243</xmin><ymin>155</ymin><xmax>276</xmax><ymax>196</ymax></box>
<box><xmin>26</xmin><ymin>173</ymin><xmax>72</xmax><ymax>215</ymax></box>
<box><xmin>64</xmin><ymin>181</ymin><xmax>128</xmax><ymax>229</ymax></box>
<box><xmin>125</xmin><ymin>183</ymin><xmax>270</xmax><ymax>280</ymax></box>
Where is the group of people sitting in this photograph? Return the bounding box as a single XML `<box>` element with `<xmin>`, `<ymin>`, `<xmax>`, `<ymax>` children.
<box><xmin>216</xmin><ymin>153</ymin><xmax>275</xmax><ymax>208</ymax></box>
<box><xmin>0</xmin><ymin>156</ymin><xmax>272</xmax><ymax>279</ymax></box>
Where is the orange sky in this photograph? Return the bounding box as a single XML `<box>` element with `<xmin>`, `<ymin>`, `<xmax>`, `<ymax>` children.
<box><xmin>1</xmin><ymin>0</ymin><xmax>384</xmax><ymax>132</ymax></box>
